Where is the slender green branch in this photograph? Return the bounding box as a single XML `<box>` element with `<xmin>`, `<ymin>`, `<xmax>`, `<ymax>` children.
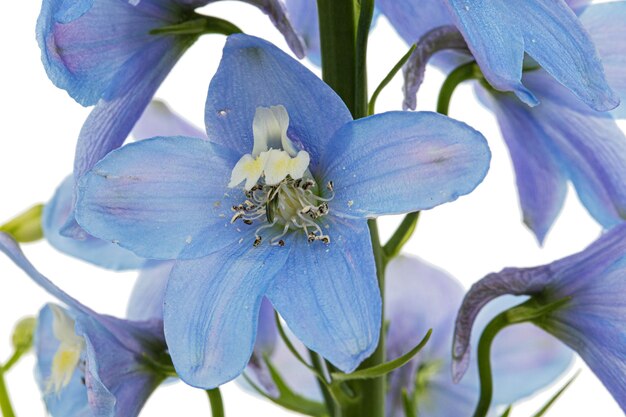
<box><xmin>0</xmin><ymin>369</ymin><xmax>15</xmax><ymax>417</ymax></box>
<box><xmin>1</xmin><ymin>351</ymin><xmax>24</xmax><ymax>375</ymax></box>
<box><xmin>206</xmin><ymin>388</ymin><xmax>225</xmax><ymax>417</ymax></box>
<box><xmin>383</xmin><ymin>212</ymin><xmax>420</xmax><ymax>261</ymax></box>
<box><xmin>437</xmin><ymin>61</ymin><xmax>481</xmax><ymax>115</ymax></box>
<box><xmin>368</xmin><ymin>44</ymin><xmax>417</xmax><ymax>115</ymax></box>
<box><xmin>309</xmin><ymin>352</ymin><xmax>337</xmax><ymax>417</ymax></box>
<box><xmin>274</xmin><ymin>313</ymin><xmax>318</xmax><ymax>375</ymax></box>
<box><xmin>532</xmin><ymin>371</ymin><xmax>580</xmax><ymax>417</ymax></box>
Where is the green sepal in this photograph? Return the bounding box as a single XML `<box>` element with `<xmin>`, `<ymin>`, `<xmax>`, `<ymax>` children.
<box><xmin>243</xmin><ymin>355</ymin><xmax>330</xmax><ymax>417</ymax></box>
<box><xmin>531</xmin><ymin>371</ymin><xmax>580</xmax><ymax>417</ymax></box>
<box><xmin>331</xmin><ymin>329</ymin><xmax>431</xmax><ymax>382</ymax></box>
<box><xmin>150</xmin><ymin>14</ymin><xmax>242</xmax><ymax>37</ymax></box>
<box><xmin>0</xmin><ymin>204</ymin><xmax>44</xmax><ymax>243</ymax></box>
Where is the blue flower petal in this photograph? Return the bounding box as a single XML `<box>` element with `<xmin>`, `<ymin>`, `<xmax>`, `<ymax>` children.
<box><xmin>132</xmin><ymin>100</ymin><xmax>207</xmax><ymax>141</ymax></box>
<box><xmin>486</xmin><ymin>71</ymin><xmax>626</xmax><ymax>233</ymax></box>
<box><xmin>475</xmin><ymin>85</ymin><xmax>568</xmax><ymax>244</ymax></box>
<box><xmin>164</xmin><ymin>243</ymin><xmax>290</xmax><ymax>388</ymax></box>
<box><xmin>76</xmin><ymin>136</ymin><xmax>248</xmax><ymax>260</ymax></box>
<box><xmin>377</xmin><ymin>0</ymin><xmax>452</xmax><ymax>44</ymax></box>
<box><xmin>36</xmin><ymin>0</ymin><xmax>182</xmax><ymax>106</ymax></box>
<box><xmin>126</xmin><ymin>261</ymin><xmax>174</xmax><ymax>321</ymax></box>
<box><xmin>205</xmin><ymin>34</ymin><xmax>352</xmax><ymax>168</ymax></box>
<box><xmin>580</xmin><ymin>2</ymin><xmax>626</xmax><ymax>118</ymax></box>
<box><xmin>321</xmin><ymin>111</ymin><xmax>490</xmax><ymax>218</ymax></box>
<box><xmin>284</xmin><ymin>0</ymin><xmax>321</xmax><ymax>64</ymax></box>
<box><xmin>43</xmin><ymin>176</ymin><xmax>147</xmax><ymax>270</ymax></box>
<box><xmin>445</xmin><ymin>0</ymin><xmax>619</xmax><ymax>110</ymax></box>
<box><xmin>266</xmin><ymin>218</ymin><xmax>380</xmax><ymax>373</ymax></box>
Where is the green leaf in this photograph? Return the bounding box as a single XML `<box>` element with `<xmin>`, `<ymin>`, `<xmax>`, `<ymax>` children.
<box><xmin>331</xmin><ymin>329</ymin><xmax>432</xmax><ymax>381</ymax></box>
<box><xmin>498</xmin><ymin>406</ymin><xmax>512</xmax><ymax>417</ymax></box>
<box><xmin>243</xmin><ymin>355</ymin><xmax>329</xmax><ymax>417</ymax></box>
<box><xmin>532</xmin><ymin>371</ymin><xmax>580</xmax><ymax>417</ymax></box>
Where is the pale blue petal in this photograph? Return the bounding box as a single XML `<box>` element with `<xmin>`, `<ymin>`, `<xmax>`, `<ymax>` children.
<box><xmin>76</xmin><ymin>136</ymin><xmax>248</xmax><ymax>260</ymax></box>
<box><xmin>284</xmin><ymin>0</ymin><xmax>321</xmax><ymax>64</ymax></box>
<box><xmin>384</xmin><ymin>256</ymin><xmax>465</xmax><ymax>417</ymax></box>
<box><xmin>164</xmin><ymin>243</ymin><xmax>290</xmax><ymax>388</ymax></box>
<box><xmin>35</xmin><ymin>305</ymin><xmax>91</xmax><ymax>417</ymax></box>
<box><xmin>205</xmin><ymin>34</ymin><xmax>351</xmax><ymax>168</ymax></box>
<box><xmin>321</xmin><ymin>111</ymin><xmax>490</xmax><ymax>218</ymax></box>
<box><xmin>132</xmin><ymin>100</ymin><xmax>207</xmax><ymax>141</ymax></box>
<box><xmin>580</xmin><ymin>2</ymin><xmax>626</xmax><ymax>118</ymax></box>
<box><xmin>520</xmin><ymin>72</ymin><xmax>626</xmax><ymax>227</ymax></box>
<box><xmin>43</xmin><ymin>176</ymin><xmax>146</xmax><ymax>270</ymax></box>
<box><xmin>126</xmin><ymin>261</ymin><xmax>174</xmax><ymax>321</ymax></box>
<box><xmin>377</xmin><ymin>0</ymin><xmax>452</xmax><ymax>44</ymax></box>
<box><xmin>475</xmin><ymin>85</ymin><xmax>568</xmax><ymax>243</ymax></box>
<box><xmin>445</xmin><ymin>0</ymin><xmax>619</xmax><ymax>110</ymax></box>
<box><xmin>266</xmin><ymin>218</ymin><xmax>380</xmax><ymax>373</ymax></box>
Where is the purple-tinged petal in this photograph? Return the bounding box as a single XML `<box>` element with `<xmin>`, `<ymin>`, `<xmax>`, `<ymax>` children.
<box><xmin>76</xmin><ymin>136</ymin><xmax>248</xmax><ymax>260</ymax></box>
<box><xmin>133</xmin><ymin>100</ymin><xmax>207</xmax><ymax>141</ymax></box>
<box><xmin>205</xmin><ymin>34</ymin><xmax>352</xmax><ymax>169</ymax></box>
<box><xmin>36</xmin><ymin>0</ymin><xmax>183</xmax><ymax>106</ymax></box>
<box><xmin>445</xmin><ymin>0</ymin><xmax>619</xmax><ymax>110</ymax></box>
<box><xmin>164</xmin><ymin>243</ymin><xmax>290</xmax><ymax>388</ymax></box>
<box><xmin>284</xmin><ymin>0</ymin><xmax>321</xmax><ymax>64</ymax></box>
<box><xmin>43</xmin><ymin>176</ymin><xmax>147</xmax><ymax>270</ymax></box>
<box><xmin>475</xmin><ymin>86</ymin><xmax>568</xmax><ymax>244</ymax></box>
<box><xmin>266</xmin><ymin>218</ymin><xmax>380</xmax><ymax>373</ymax></box>
<box><xmin>580</xmin><ymin>2</ymin><xmax>626</xmax><ymax>118</ymax></box>
<box><xmin>452</xmin><ymin>222</ymin><xmax>626</xmax><ymax>413</ymax></box>
<box><xmin>377</xmin><ymin>0</ymin><xmax>453</xmax><ymax>46</ymax></box>
<box><xmin>126</xmin><ymin>261</ymin><xmax>174</xmax><ymax>321</ymax></box>
<box><xmin>321</xmin><ymin>111</ymin><xmax>490</xmax><ymax>218</ymax></box>
<box><xmin>566</xmin><ymin>0</ymin><xmax>590</xmax><ymax>12</ymax></box>
<box><xmin>483</xmin><ymin>71</ymin><xmax>626</xmax><ymax>234</ymax></box>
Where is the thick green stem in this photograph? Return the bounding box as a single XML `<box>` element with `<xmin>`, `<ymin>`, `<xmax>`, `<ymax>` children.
<box><xmin>317</xmin><ymin>0</ymin><xmax>357</xmax><ymax>114</ymax></box>
<box><xmin>206</xmin><ymin>388</ymin><xmax>224</xmax><ymax>417</ymax></box>
<box><xmin>0</xmin><ymin>369</ymin><xmax>15</xmax><ymax>417</ymax></box>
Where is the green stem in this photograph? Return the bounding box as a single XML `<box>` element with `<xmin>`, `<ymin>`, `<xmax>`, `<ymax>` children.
<box><xmin>206</xmin><ymin>388</ymin><xmax>225</xmax><ymax>417</ymax></box>
<box><xmin>368</xmin><ymin>44</ymin><xmax>417</xmax><ymax>116</ymax></box>
<box><xmin>317</xmin><ymin>0</ymin><xmax>358</xmax><ymax>114</ymax></box>
<box><xmin>0</xmin><ymin>369</ymin><xmax>15</xmax><ymax>417</ymax></box>
<box><xmin>151</xmin><ymin>14</ymin><xmax>242</xmax><ymax>36</ymax></box>
<box><xmin>354</xmin><ymin>0</ymin><xmax>375</xmax><ymax>118</ymax></box>
<box><xmin>1</xmin><ymin>351</ymin><xmax>23</xmax><ymax>375</ymax></box>
<box><xmin>437</xmin><ymin>61</ymin><xmax>481</xmax><ymax>115</ymax></box>
<box><xmin>309</xmin><ymin>352</ymin><xmax>336</xmax><ymax>417</ymax></box>
<box><xmin>383</xmin><ymin>212</ymin><xmax>420</xmax><ymax>260</ymax></box>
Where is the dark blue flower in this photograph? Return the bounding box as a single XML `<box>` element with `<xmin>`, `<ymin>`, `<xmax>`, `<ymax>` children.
<box><xmin>74</xmin><ymin>34</ymin><xmax>491</xmax><ymax>388</ymax></box>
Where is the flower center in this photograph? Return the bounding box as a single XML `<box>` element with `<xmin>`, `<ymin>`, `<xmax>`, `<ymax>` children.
<box><xmin>228</xmin><ymin>105</ymin><xmax>334</xmax><ymax>247</ymax></box>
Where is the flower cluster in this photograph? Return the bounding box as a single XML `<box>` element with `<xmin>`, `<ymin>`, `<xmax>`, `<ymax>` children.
<box><xmin>1</xmin><ymin>0</ymin><xmax>626</xmax><ymax>416</ymax></box>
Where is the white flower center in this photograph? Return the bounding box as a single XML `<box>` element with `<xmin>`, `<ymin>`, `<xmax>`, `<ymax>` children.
<box><xmin>228</xmin><ymin>105</ymin><xmax>333</xmax><ymax>247</ymax></box>
<box><xmin>46</xmin><ymin>305</ymin><xmax>85</xmax><ymax>395</ymax></box>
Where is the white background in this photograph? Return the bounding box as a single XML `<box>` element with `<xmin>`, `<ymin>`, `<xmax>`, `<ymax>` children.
<box><xmin>0</xmin><ymin>1</ymin><xmax>623</xmax><ymax>416</ymax></box>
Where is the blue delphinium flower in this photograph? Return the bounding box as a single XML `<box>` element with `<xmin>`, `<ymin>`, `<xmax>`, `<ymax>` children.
<box><xmin>42</xmin><ymin>101</ymin><xmax>206</xmax><ymax>270</ymax></box>
<box><xmin>244</xmin><ymin>255</ymin><xmax>573</xmax><ymax>417</ymax></box>
<box><xmin>0</xmin><ymin>233</ymin><xmax>169</xmax><ymax>417</ymax></box>
<box><xmin>473</xmin><ymin>1</ymin><xmax>626</xmax><ymax>243</ymax></box>
<box><xmin>38</xmin><ymin>0</ymin><xmax>303</xmax><ymax>237</ymax></box>
<box><xmin>74</xmin><ymin>34</ymin><xmax>491</xmax><ymax>388</ymax></box>
<box><xmin>452</xmin><ymin>222</ymin><xmax>626</xmax><ymax>412</ymax></box>
<box><xmin>376</xmin><ymin>0</ymin><xmax>617</xmax><ymax>110</ymax></box>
